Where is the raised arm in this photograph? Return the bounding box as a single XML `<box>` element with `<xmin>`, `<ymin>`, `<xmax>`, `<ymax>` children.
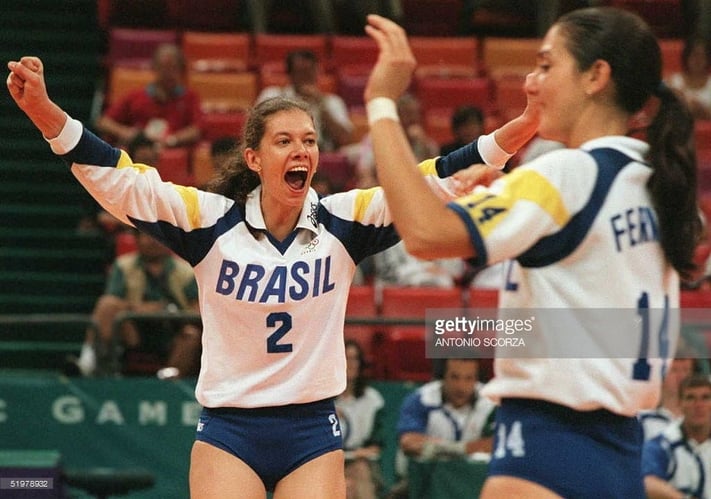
<box><xmin>364</xmin><ymin>16</ymin><xmax>476</xmax><ymax>260</ymax></box>
<box><xmin>7</xmin><ymin>57</ymin><xmax>67</xmax><ymax>140</ymax></box>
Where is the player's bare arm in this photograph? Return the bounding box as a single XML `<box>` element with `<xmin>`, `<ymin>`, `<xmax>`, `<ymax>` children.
<box><xmin>365</xmin><ymin>15</ymin><xmax>475</xmax><ymax>260</ymax></box>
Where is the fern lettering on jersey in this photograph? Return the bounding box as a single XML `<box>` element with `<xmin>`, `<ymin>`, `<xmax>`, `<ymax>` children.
<box><xmin>610</xmin><ymin>205</ymin><xmax>659</xmax><ymax>252</ymax></box>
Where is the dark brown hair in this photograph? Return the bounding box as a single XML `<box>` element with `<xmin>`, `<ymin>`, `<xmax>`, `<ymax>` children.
<box><xmin>679</xmin><ymin>373</ymin><xmax>711</xmax><ymax>398</ymax></box>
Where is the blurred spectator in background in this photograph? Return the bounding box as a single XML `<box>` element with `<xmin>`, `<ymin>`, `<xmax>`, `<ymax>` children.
<box><xmin>440</xmin><ymin>105</ymin><xmax>485</xmax><ymax>156</ymax></box>
<box><xmin>642</xmin><ymin>374</ymin><xmax>711</xmax><ymax>499</ymax></box>
<box><xmin>255</xmin><ymin>49</ymin><xmax>353</xmax><ymax>152</ymax></box>
<box><xmin>354</xmin><ymin>93</ymin><xmax>439</xmax><ymax>188</ymax></box>
<box><xmin>666</xmin><ymin>35</ymin><xmax>711</xmax><ymax>120</ymax></box>
<box><xmin>336</xmin><ymin>339</ymin><xmax>386</xmax><ymax>499</ymax></box>
<box><xmin>390</xmin><ymin>358</ymin><xmax>495</xmax><ymax>498</ymax></box>
<box><xmin>372</xmin><ymin>241</ymin><xmax>465</xmax><ymax>288</ymax></box>
<box><xmin>638</xmin><ymin>356</ymin><xmax>697</xmax><ymax>441</ymax></box>
<box><xmin>71</xmin><ymin>230</ymin><xmax>201</xmax><ymax>378</ymax></box>
<box><xmin>96</xmin><ymin>43</ymin><xmax>203</xmax><ymax>149</ymax></box>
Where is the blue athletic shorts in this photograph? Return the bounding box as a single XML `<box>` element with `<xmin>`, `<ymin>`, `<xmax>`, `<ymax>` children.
<box><xmin>195</xmin><ymin>398</ymin><xmax>343</xmax><ymax>491</ymax></box>
<box><xmin>488</xmin><ymin>398</ymin><xmax>645</xmax><ymax>499</ymax></box>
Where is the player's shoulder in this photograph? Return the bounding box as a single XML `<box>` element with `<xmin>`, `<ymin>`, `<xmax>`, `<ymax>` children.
<box><xmin>319</xmin><ymin>187</ymin><xmax>386</xmax><ymax>223</ymax></box>
<box><xmin>516</xmin><ymin>147</ymin><xmax>597</xmax><ymax>180</ymax></box>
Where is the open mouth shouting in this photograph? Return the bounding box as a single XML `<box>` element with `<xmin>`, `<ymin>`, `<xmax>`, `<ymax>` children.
<box><xmin>285</xmin><ymin>166</ymin><xmax>309</xmax><ymax>191</ymax></box>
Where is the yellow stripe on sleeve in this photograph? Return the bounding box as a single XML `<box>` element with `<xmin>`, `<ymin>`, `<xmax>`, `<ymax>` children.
<box><xmin>116</xmin><ymin>150</ymin><xmax>155</xmax><ymax>173</ymax></box>
<box><xmin>504</xmin><ymin>169</ymin><xmax>569</xmax><ymax>226</ymax></box>
<box><xmin>353</xmin><ymin>187</ymin><xmax>380</xmax><ymax>223</ymax></box>
<box><xmin>174</xmin><ymin>185</ymin><xmax>202</xmax><ymax>230</ymax></box>
<box><xmin>455</xmin><ymin>169</ymin><xmax>569</xmax><ymax>237</ymax></box>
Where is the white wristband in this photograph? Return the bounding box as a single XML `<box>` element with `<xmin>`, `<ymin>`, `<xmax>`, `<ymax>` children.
<box><xmin>366</xmin><ymin>97</ymin><xmax>400</xmax><ymax>126</ymax></box>
<box><xmin>44</xmin><ymin>113</ymin><xmax>83</xmax><ymax>155</ymax></box>
<box><xmin>478</xmin><ymin>132</ymin><xmax>513</xmax><ymax>170</ymax></box>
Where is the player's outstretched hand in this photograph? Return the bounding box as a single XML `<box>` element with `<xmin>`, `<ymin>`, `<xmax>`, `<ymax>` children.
<box><xmin>364</xmin><ymin>14</ymin><xmax>416</xmax><ymax>103</ymax></box>
<box><xmin>7</xmin><ymin>57</ymin><xmax>50</xmax><ymax>114</ymax></box>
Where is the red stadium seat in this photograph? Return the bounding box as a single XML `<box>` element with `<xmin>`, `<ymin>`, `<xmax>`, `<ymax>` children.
<box><xmin>105</xmin><ymin>66</ymin><xmax>154</xmax><ymax>107</ymax></box>
<box><xmin>257</xmin><ymin>60</ymin><xmax>336</xmax><ymax>94</ymax></box>
<box><xmin>336</xmin><ymin>65</ymin><xmax>371</xmax><ymax>110</ymax></box>
<box><xmin>158</xmin><ymin>147</ymin><xmax>194</xmax><ymax>185</ymax></box>
<box><xmin>423</xmin><ymin>108</ymin><xmax>454</xmax><ymax>148</ymax></box>
<box><xmin>191</xmin><ymin>142</ymin><xmax>213</xmax><ymax>188</ymax></box>
<box><xmin>410</xmin><ymin>36</ymin><xmax>481</xmax><ymax>75</ymax></box>
<box><xmin>695</xmin><ymin>120</ymin><xmax>711</xmax><ymax>150</ymax></box>
<box><xmin>681</xmin><ymin>289</ymin><xmax>711</xmax><ymax>308</ymax></box>
<box><xmin>659</xmin><ymin>38</ymin><xmax>684</xmax><ymax>77</ymax></box>
<box><xmin>481</xmin><ymin>37</ymin><xmax>539</xmax><ymax>78</ymax></box>
<box><xmin>328</xmin><ymin>36</ymin><xmax>378</xmax><ymax>73</ymax></box>
<box><xmin>182</xmin><ymin>31</ymin><xmax>251</xmax><ymax>73</ymax></box>
<box><xmin>105</xmin><ymin>28</ymin><xmax>180</xmax><ymax>69</ymax></box>
<box><xmin>492</xmin><ymin>72</ymin><xmax>528</xmax><ymax>122</ymax></box>
<box><xmin>415</xmin><ymin>75</ymin><xmax>497</xmax><ymax>117</ymax></box>
<box><xmin>201</xmin><ymin>110</ymin><xmax>247</xmax><ymax>142</ymax></box>
<box><xmin>381</xmin><ymin>286</ymin><xmax>464</xmax><ymax>319</ymax></box>
<box><xmin>188</xmin><ymin>70</ymin><xmax>258</xmax><ymax>113</ymax></box>
<box><xmin>378</xmin><ymin>287</ymin><xmax>464</xmax><ymax>380</ymax></box>
<box><xmin>345</xmin><ymin>285</ymin><xmax>381</xmax><ymax>376</ymax></box>
<box><xmin>380</xmin><ymin>326</ymin><xmax>433</xmax><ymax>381</ymax></box>
<box><xmin>253</xmin><ymin>34</ymin><xmax>328</xmax><ymax>68</ymax></box>
<box><xmin>469</xmin><ymin>288</ymin><xmax>499</xmax><ymax>309</ymax></box>
<box><xmin>114</xmin><ymin>230</ymin><xmax>138</xmax><ymax>256</ymax></box>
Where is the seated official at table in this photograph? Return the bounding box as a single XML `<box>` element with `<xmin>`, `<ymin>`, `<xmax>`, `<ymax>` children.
<box><xmin>389</xmin><ymin>358</ymin><xmax>494</xmax><ymax>498</ymax></box>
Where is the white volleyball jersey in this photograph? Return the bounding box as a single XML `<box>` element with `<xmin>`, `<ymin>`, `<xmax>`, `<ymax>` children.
<box><xmin>448</xmin><ymin>136</ymin><xmax>680</xmax><ymax>416</ymax></box>
<box><xmin>55</xmin><ymin>125</ymin><xmax>467</xmax><ymax>408</ymax></box>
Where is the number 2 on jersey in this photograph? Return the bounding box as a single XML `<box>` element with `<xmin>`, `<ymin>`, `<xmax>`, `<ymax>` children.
<box><xmin>266</xmin><ymin>312</ymin><xmax>293</xmax><ymax>353</ymax></box>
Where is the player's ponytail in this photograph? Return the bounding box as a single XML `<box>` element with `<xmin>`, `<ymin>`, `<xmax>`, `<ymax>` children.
<box><xmin>646</xmin><ymin>83</ymin><xmax>703</xmax><ymax>280</ymax></box>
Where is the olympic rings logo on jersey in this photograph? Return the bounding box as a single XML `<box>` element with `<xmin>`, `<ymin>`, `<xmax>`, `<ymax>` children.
<box><xmin>302</xmin><ymin>237</ymin><xmax>321</xmax><ymax>255</ymax></box>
